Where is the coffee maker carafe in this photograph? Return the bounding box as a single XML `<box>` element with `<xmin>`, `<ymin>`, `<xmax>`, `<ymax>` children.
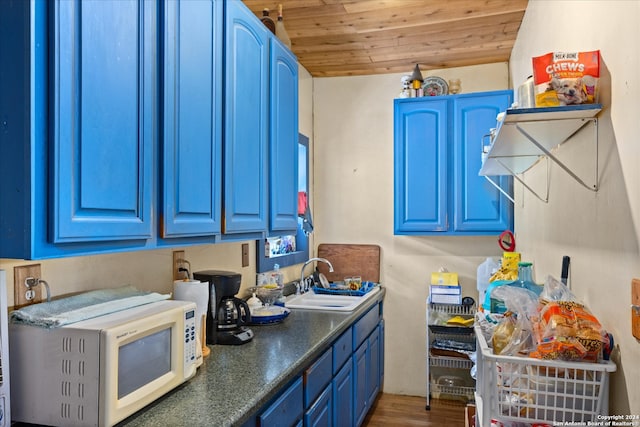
<box><xmin>193</xmin><ymin>270</ymin><xmax>254</xmax><ymax>345</ymax></box>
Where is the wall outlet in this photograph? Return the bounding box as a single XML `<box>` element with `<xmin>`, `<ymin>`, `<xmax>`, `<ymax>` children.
<box><xmin>242</xmin><ymin>243</ymin><xmax>250</xmax><ymax>267</ymax></box>
<box><xmin>14</xmin><ymin>264</ymin><xmax>42</xmax><ymax>308</ymax></box>
<box><xmin>173</xmin><ymin>250</ymin><xmax>186</xmax><ymax>280</ymax></box>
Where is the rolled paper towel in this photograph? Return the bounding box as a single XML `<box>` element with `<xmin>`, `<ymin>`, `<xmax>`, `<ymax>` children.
<box><xmin>173</xmin><ymin>280</ymin><xmax>208</xmax><ymax>339</ymax></box>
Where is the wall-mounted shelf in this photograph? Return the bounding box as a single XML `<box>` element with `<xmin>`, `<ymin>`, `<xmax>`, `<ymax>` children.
<box><xmin>479</xmin><ymin>104</ymin><xmax>601</xmax><ymax>203</ymax></box>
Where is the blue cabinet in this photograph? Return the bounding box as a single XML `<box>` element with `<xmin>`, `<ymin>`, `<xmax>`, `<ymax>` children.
<box><xmin>333</xmin><ymin>359</ymin><xmax>353</xmax><ymax>427</ymax></box>
<box><xmin>0</xmin><ymin>0</ymin><xmax>159</xmax><ymax>259</ymax></box>
<box><xmin>394</xmin><ymin>91</ymin><xmax>513</xmax><ymax>235</ymax></box>
<box><xmin>260</xmin><ymin>376</ymin><xmax>304</xmax><ymax>427</ymax></box>
<box><xmin>0</xmin><ymin>0</ymin><xmax>299</xmax><ymax>258</ymax></box>
<box><xmin>254</xmin><ymin>303</ymin><xmax>383</xmax><ymax>427</ymax></box>
<box><xmin>269</xmin><ymin>39</ymin><xmax>299</xmax><ymax>234</ymax></box>
<box><xmin>161</xmin><ymin>0</ymin><xmax>223</xmax><ymax>238</ymax></box>
<box><xmin>354</xmin><ymin>326</ymin><xmax>381</xmax><ymax>426</ymax></box>
<box><xmin>223</xmin><ymin>1</ymin><xmax>269</xmax><ymax>234</ymax></box>
<box><xmin>305</xmin><ymin>385</ymin><xmax>333</xmax><ymax>427</ymax></box>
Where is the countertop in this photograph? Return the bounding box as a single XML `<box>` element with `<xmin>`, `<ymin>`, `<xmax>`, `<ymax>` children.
<box><xmin>117</xmin><ymin>288</ymin><xmax>385</xmax><ymax>427</ymax></box>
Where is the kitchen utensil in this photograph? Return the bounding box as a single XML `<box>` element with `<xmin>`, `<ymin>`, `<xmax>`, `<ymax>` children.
<box><xmin>250</xmin><ymin>306</ymin><xmax>290</xmax><ymax>325</ymax></box>
<box><xmin>317</xmin><ymin>244</ymin><xmax>381</xmax><ymax>283</ymax></box>
<box><xmin>561</xmin><ymin>255</ymin><xmax>571</xmax><ymax>285</ymax></box>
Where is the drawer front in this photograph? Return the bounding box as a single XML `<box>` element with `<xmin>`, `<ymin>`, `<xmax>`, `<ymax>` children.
<box><xmin>304</xmin><ymin>384</ymin><xmax>332</xmax><ymax>427</ymax></box>
<box><xmin>353</xmin><ymin>303</ymin><xmax>380</xmax><ymax>350</ymax></box>
<box><xmin>260</xmin><ymin>376</ymin><xmax>303</xmax><ymax>427</ymax></box>
<box><xmin>332</xmin><ymin>328</ymin><xmax>353</xmax><ymax>374</ymax></box>
<box><xmin>304</xmin><ymin>347</ymin><xmax>333</xmax><ymax>408</ymax></box>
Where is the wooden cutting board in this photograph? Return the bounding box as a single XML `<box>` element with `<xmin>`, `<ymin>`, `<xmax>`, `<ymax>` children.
<box><xmin>316</xmin><ymin>244</ymin><xmax>381</xmax><ymax>283</ymax></box>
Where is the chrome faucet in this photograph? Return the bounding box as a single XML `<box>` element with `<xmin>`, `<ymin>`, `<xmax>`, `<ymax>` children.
<box><xmin>298</xmin><ymin>257</ymin><xmax>335</xmax><ymax>294</ymax></box>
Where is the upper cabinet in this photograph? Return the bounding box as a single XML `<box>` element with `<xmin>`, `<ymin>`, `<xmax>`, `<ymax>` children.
<box><xmin>223</xmin><ymin>1</ymin><xmax>269</xmax><ymax>235</ymax></box>
<box><xmin>0</xmin><ymin>0</ymin><xmax>299</xmax><ymax>259</ymax></box>
<box><xmin>1</xmin><ymin>0</ymin><xmax>159</xmax><ymax>259</ymax></box>
<box><xmin>269</xmin><ymin>39</ymin><xmax>299</xmax><ymax>234</ymax></box>
<box><xmin>161</xmin><ymin>0</ymin><xmax>223</xmax><ymax>238</ymax></box>
<box><xmin>394</xmin><ymin>91</ymin><xmax>514</xmax><ymax>235</ymax></box>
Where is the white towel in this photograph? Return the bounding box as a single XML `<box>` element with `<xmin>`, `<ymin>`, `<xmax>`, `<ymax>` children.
<box><xmin>10</xmin><ymin>285</ymin><xmax>170</xmax><ymax>328</ymax></box>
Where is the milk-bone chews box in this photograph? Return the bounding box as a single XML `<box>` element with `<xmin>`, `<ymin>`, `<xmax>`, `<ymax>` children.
<box><xmin>532</xmin><ymin>50</ymin><xmax>600</xmax><ymax>107</ymax></box>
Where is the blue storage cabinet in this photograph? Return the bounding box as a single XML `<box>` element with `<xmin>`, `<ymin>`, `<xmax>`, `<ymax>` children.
<box><xmin>256</xmin><ymin>302</ymin><xmax>383</xmax><ymax>427</ymax></box>
<box><xmin>260</xmin><ymin>376</ymin><xmax>304</xmax><ymax>427</ymax></box>
<box><xmin>0</xmin><ymin>0</ymin><xmax>299</xmax><ymax>258</ymax></box>
<box><xmin>0</xmin><ymin>0</ymin><xmax>159</xmax><ymax>259</ymax></box>
<box><xmin>160</xmin><ymin>0</ymin><xmax>223</xmax><ymax>238</ymax></box>
<box><xmin>394</xmin><ymin>91</ymin><xmax>514</xmax><ymax>235</ymax></box>
<box><xmin>269</xmin><ymin>38</ymin><xmax>300</xmax><ymax>234</ymax></box>
<box><xmin>223</xmin><ymin>0</ymin><xmax>269</xmax><ymax>234</ymax></box>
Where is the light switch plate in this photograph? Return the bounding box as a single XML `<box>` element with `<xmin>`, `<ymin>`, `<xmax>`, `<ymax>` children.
<box><xmin>241</xmin><ymin>243</ymin><xmax>250</xmax><ymax>267</ymax></box>
<box><xmin>14</xmin><ymin>264</ymin><xmax>42</xmax><ymax>308</ymax></box>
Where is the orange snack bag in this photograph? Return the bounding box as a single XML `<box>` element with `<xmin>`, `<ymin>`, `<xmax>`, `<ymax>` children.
<box><xmin>532</xmin><ymin>50</ymin><xmax>600</xmax><ymax>107</ymax></box>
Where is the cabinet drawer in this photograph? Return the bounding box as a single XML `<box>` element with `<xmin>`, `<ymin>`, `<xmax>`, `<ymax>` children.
<box><xmin>304</xmin><ymin>347</ymin><xmax>333</xmax><ymax>408</ymax></box>
<box><xmin>332</xmin><ymin>328</ymin><xmax>352</xmax><ymax>374</ymax></box>
<box><xmin>353</xmin><ymin>303</ymin><xmax>380</xmax><ymax>350</ymax></box>
<box><xmin>260</xmin><ymin>376</ymin><xmax>303</xmax><ymax>427</ymax></box>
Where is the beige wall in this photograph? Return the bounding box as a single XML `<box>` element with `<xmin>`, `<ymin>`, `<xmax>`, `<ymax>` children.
<box><xmin>0</xmin><ymin>64</ymin><xmax>315</xmax><ymax>306</ymax></box>
<box><xmin>509</xmin><ymin>0</ymin><xmax>640</xmax><ymax>415</ymax></box>
<box><xmin>312</xmin><ymin>63</ymin><xmax>509</xmax><ymax>396</ymax></box>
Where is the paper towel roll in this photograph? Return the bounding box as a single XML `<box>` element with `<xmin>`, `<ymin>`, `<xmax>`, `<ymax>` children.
<box><xmin>173</xmin><ymin>280</ymin><xmax>208</xmax><ymax>337</ymax></box>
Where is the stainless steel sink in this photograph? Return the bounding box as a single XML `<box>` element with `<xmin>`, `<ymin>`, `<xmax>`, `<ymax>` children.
<box><xmin>285</xmin><ymin>286</ymin><xmax>381</xmax><ymax>312</ymax></box>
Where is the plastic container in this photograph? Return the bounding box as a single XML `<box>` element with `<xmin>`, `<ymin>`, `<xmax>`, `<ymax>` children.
<box><xmin>477</xmin><ymin>257</ymin><xmax>500</xmax><ymax>303</ymax></box>
<box><xmin>474</xmin><ymin>325</ymin><xmax>616</xmax><ymax>426</ymax></box>
<box><xmin>515</xmin><ymin>262</ymin><xmax>542</xmax><ymax>296</ymax></box>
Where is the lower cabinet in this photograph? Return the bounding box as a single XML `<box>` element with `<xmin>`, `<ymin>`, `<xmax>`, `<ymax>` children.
<box><xmin>258</xmin><ymin>303</ymin><xmax>384</xmax><ymax>427</ymax></box>
<box><xmin>354</xmin><ymin>326</ymin><xmax>381</xmax><ymax>426</ymax></box>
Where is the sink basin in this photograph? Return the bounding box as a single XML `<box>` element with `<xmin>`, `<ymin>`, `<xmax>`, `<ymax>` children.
<box><xmin>285</xmin><ymin>286</ymin><xmax>381</xmax><ymax>311</ymax></box>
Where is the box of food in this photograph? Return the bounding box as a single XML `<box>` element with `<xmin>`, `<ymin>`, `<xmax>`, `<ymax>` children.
<box><xmin>532</xmin><ymin>50</ymin><xmax>600</xmax><ymax>107</ymax></box>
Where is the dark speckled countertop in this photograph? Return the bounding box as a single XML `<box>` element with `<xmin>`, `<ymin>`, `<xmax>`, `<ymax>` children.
<box><xmin>117</xmin><ymin>288</ymin><xmax>385</xmax><ymax>427</ymax></box>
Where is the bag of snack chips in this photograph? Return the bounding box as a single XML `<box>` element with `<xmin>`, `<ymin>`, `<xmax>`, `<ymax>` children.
<box><xmin>532</xmin><ymin>50</ymin><xmax>600</xmax><ymax>107</ymax></box>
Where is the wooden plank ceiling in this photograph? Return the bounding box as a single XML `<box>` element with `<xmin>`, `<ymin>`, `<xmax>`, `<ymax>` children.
<box><xmin>242</xmin><ymin>0</ymin><xmax>528</xmax><ymax>77</ymax></box>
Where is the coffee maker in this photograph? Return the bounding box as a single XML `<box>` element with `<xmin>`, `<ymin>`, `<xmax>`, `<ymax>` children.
<box><xmin>193</xmin><ymin>270</ymin><xmax>253</xmax><ymax>346</ymax></box>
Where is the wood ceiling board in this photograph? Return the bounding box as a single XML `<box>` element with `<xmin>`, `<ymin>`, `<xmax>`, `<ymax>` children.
<box><xmin>316</xmin><ymin>243</ymin><xmax>381</xmax><ymax>284</ymax></box>
<box><xmin>242</xmin><ymin>0</ymin><xmax>528</xmax><ymax>77</ymax></box>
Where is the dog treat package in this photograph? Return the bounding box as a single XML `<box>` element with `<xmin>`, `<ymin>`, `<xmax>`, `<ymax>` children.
<box><xmin>532</xmin><ymin>50</ymin><xmax>600</xmax><ymax>107</ymax></box>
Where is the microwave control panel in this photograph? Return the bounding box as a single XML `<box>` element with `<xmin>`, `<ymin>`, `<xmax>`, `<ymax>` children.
<box><xmin>184</xmin><ymin>309</ymin><xmax>197</xmax><ymax>371</ymax></box>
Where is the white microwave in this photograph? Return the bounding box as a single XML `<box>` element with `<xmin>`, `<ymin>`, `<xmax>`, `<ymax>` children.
<box><xmin>9</xmin><ymin>299</ymin><xmax>200</xmax><ymax>427</ymax></box>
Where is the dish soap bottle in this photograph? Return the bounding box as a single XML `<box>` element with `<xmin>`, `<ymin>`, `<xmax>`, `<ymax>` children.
<box><xmin>275</xmin><ymin>4</ymin><xmax>291</xmax><ymax>49</ymax></box>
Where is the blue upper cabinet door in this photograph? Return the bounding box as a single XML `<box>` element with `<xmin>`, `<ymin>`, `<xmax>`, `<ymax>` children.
<box><xmin>393</xmin><ymin>99</ymin><xmax>448</xmax><ymax>234</ymax></box>
<box><xmin>269</xmin><ymin>40</ymin><xmax>299</xmax><ymax>233</ymax></box>
<box><xmin>51</xmin><ymin>0</ymin><xmax>154</xmax><ymax>243</ymax></box>
<box><xmin>452</xmin><ymin>91</ymin><xmax>513</xmax><ymax>233</ymax></box>
<box><xmin>161</xmin><ymin>0</ymin><xmax>223</xmax><ymax>238</ymax></box>
<box><xmin>224</xmin><ymin>1</ymin><xmax>269</xmax><ymax>234</ymax></box>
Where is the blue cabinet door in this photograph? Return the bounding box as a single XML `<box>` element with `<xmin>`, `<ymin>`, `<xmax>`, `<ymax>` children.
<box><xmin>224</xmin><ymin>1</ymin><xmax>268</xmax><ymax>233</ymax></box>
<box><xmin>393</xmin><ymin>99</ymin><xmax>449</xmax><ymax>234</ymax></box>
<box><xmin>161</xmin><ymin>0</ymin><xmax>222</xmax><ymax>238</ymax></box>
<box><xmin>304</xmin><ymin>385</ymin><xmax>333</xmax><ymax>427</ymax></box>
<box><xmin>269</xmin><ymin>39</ymin><xmax>299</xmax><ymax>233</ymax></box>
<box><xmin>353</xmin><ymin>342</ymin><xmax>368</xmax><ymax>426</ymax></box>
<box><xmin>260</xmin><ymin>376</ymin><xmax>304</xmax><ymax>427</ymax></box>
<box><xmin>333</xmin><ymin>359</ymin><xmax>353</xmax><ymax>427</ymax></box>
<box><xmin>452</xmin><ymin>91</ymin><xmax>513</xmax><ymax>232</ymax></box>
<box><xmin>51</xmin><ymin>0</ymin><xmax>154</xmax><ymax>243</ymax></box>
<box><xmin>366</xmin><ymin>327</ymin><xmax>381</xmax><ymax>406</ymax></box>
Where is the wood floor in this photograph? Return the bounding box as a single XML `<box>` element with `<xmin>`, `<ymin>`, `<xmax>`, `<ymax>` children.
<box><xmin>362</xmin><ymin>393</ymin><xmax>467</xmax><ymax>427</ymax></box>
